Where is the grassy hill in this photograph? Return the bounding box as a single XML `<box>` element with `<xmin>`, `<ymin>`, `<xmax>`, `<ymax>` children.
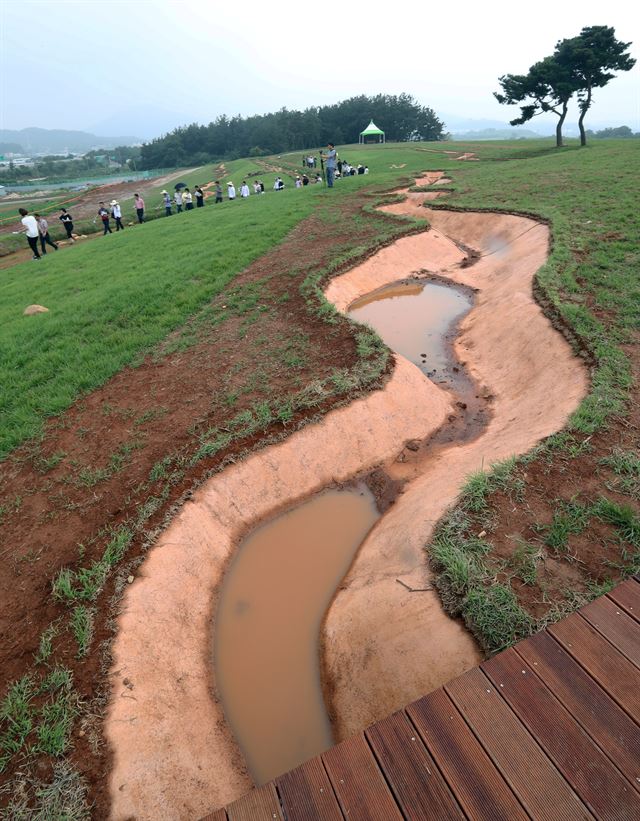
<box><xmin>0</xmin><ymin>137</ymin><xmax>638</xmax><ymax>816</ymax></box>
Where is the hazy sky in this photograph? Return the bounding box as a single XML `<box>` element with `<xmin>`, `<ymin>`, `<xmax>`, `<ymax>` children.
<box><xmin>1</xmin><ymin>0</ymin><xmax>638</xmax><ymax>138</ymax></box>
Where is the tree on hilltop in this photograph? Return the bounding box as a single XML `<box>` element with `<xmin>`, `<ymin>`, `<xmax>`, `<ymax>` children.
<box><xmin>555</xmin><ymin>26</ymin><xmax>636</xmax><ymax>146</ymax></box>
<box><xmin>494</xmin><ymin>56</ymin><xmax>575</xmax><ymax>147</ymax></box>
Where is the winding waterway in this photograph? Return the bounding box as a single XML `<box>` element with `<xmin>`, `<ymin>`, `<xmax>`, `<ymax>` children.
<box><xmin>214</xmin><ymin>279</ymin><xmax>476</xmax><ymax>783</ymax></box>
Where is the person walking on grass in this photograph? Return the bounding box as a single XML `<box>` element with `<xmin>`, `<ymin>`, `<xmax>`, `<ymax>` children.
<box><xmin>227</xmin><ymin>181</ymin><xmax>236</xmax><ymax>200</ymax></box>
<box><xmin>98</xmin><ymin>202</ymin><xmax>112</xmax><ymax>234</ymax></box>
<box><xmin>183</xmin><ymin>188</ymin><xmax>194</xmax><ymax>210</ymax></box>
<box><xmin>59</xmin><ymin>208</ymin><xmax>75</xmax><ymax>242</ymax></box>
<box><xmin>174</xmin><ymin>189</ymin><xmax>183</xmax><ymax>213</ymax></box>
<box><xmin>240</xmin><ymin>181</ymin><xmax>250</xmax><ymax>198</ymax></box>
<box><xmin>110</xmin><ymin>200</ymin><xmax>124</xmax><ymax>231</ymax></box>
<box><xmin>134</xmin><ymin>193</ymin><xmax>145</xmax><ymax>223</ymax></box>
<box><xmin>195</xmin><ymin>185</ymin><xmax>205</xmax><ymax>207</ymax></box>
<box><xmin>16</xmin><ymin>208</ymin><xmax>41</xmax><ymax>259</ymax></box>
<box><xmin>35</xmin><ymin>214</ymin><xmax>59</xmax><ymax>254</ymax></box>
<box><xmin>162</xmin><ymin>190</ymin><xmax>172</xmax><ymax>216</ymax></box>
<box><xmin>214</xmin><ymin>181</ymin><xmax>223</xmax><ymax>203</ymax></box>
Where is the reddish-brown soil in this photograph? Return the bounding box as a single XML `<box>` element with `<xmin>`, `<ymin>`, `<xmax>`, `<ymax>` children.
<box><xmin>479</xmin><ymin>340</ymin><xmax>639</xmax><ymax>620</ymax></box>
<box><xmin>0</xmin><ymin>186</ymin><xmax>415</xmax><ymax>814</ymax></box>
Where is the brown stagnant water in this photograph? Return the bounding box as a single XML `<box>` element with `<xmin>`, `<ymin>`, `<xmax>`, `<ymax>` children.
<box><xmin>214</xmin><ymin>278</ymin><xmax>484</xmax><ymax>786</ymax></box>
<box><xmin>214</xmin><ymin>485</ymin><xmax>379</xmax><ymax>784</ymax></box>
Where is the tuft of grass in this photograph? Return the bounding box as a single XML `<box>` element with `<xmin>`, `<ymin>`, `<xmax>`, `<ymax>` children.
<box><xmin>35</xmin><ymin>621</ymin><xmax>62</xmax><ymax>665</ymax></box>
<box><xmin>543</xmin><ymin>500</ymin><xmax>591</xmax><ymax>554</ymax></box>
<box><xmin>462</xmin><ymin>584</ymin><xmax>535</xmax><ymax>655</ymax></box>
<box><xmin>0</xmin><ymin>761</ymin><xmax>90</xmax><ymax>820</ymax></box>
<box><xmin>600</xmin><ymin>448</ymin><xmax>640</xmax><ymax>500</ymax></box>
<box><xmin>70</xmin><ymin>607</ymin><xmax>94</xmax><ymax>658</ymax></box>
<box><xmin>592</xmin><ymin>496</ymin><xmax>640</xmax><ymax>548</ymax></box>
<box><xmin>0</xmin><ymin>676</ymin><xmax>35</xmax><ymax>772</ymax></box>
<box><xmin>508</xmin><ymin>539</ymin><xmax>543</xmax><ymax>586</ymax></box>
<box><xmin>34</xmin><ymin>451</ymin><xmax>67</xmax><ymax>474</ymax></box>
<box><xmin>35</xmin><ymin>668</ymin><xmax>78</xmax><ymax>758</ymax></box>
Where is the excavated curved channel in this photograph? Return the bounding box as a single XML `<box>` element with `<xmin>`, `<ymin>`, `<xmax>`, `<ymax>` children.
<box><xmin>214</xmin><ymin>280</ymin><xmax>477</xmax><ymax>784</ymax></box>
<box><xmin>106</xmin><ymin>172</ymin><xmax>588</xmax><ymax>821</ymax></box>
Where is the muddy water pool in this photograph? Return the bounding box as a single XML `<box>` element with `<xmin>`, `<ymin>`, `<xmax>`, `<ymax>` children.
<box><xmin>214</xmin><ymin>485</ymin><xmax>378</xmax><ymax>784</ymax></box>
<box><xmin>349</xmin><ymin>280</ymin><xmax>473</xmax><ymax>387</ymax></box>
<box><xmin>214</xmin><ymin>280</ymin><xmax>477</xmax><ymax>786</ymax></box>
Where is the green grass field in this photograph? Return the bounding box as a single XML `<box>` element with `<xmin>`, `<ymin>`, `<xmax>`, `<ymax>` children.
<box><xmin>1</xmin><ymin>136</ymin><xmax>639</xmax><ymax>815</ymax></box>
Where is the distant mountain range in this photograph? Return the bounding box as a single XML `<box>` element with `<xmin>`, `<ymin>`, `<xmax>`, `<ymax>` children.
<box><xmin>0</xmin><ymin>128</ymin><xmax>141</xmax><ymax>155</ymax></box>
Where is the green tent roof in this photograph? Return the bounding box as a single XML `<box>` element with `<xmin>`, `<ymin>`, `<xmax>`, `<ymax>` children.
<box><xmin>360</xmin><ymin>120</ymin><xmax>385</xmax><ymax>135</ymax></box>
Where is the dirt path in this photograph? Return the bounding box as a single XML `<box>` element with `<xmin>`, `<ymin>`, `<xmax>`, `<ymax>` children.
<box><xmin>104</xmin><ymin>174</ymin><xmax>587</xmax><ymax>818</ymax></box>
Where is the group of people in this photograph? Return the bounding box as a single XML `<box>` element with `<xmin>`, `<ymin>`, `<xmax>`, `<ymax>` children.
<box><xmin>16</xmin><ymin>209</ymin><xmax>61</xmax><ymax>260</ymax></box>
<box><xmin>15</xmin><ymin>143</ymin><xmax>371</xmax><ymax>259</ymax></box>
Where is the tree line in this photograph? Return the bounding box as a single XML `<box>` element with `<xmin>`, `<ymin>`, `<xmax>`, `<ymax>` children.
<box><xmin>139</xmin><ymin>94</ymin><xmax>445</xmax><ymax>169</ymax></box>
<box><xmin>495</xmin><ymin>26</ymin><xmax>635</xmax><ymax>147</ymax></box>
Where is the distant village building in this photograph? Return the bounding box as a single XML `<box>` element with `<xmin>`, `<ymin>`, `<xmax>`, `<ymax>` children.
<box><xmin>359</xmin><ymin>120</ymin><xmax>385</xmax><ymax>144</ymax></box>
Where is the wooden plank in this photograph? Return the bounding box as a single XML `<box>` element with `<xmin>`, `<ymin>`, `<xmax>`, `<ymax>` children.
<box><xmin>517</xmin><ymin>630</ymin><xmax>640</xmax><ymax>791</ymax></box>
<box><xmin>366</xmin><ymin>710</ymin><xmax>464</xmax><ymax>820</ymax></box>
<box><xmin>200</xmin><ymin>809</ymin><xmax>228</xmax><ymax>821</ymax></box>
<box><xmin>579</xmin><ymin>596</ymin><xmax>640</xmax><ymax>668</ymax></box>
<box><xmin>406</xmin><ymin>688</ymin><xmax>527</xmax><ymax>820</ymax></box>
<box><xmin>322</xmin><ymin>733</ymin><xmax>403</xmax><ymax>821</ymax></box>
<box><xmin>276</xmin><ymin>757</ymin><xmax>343</xmax><ymax>821</ymax></box>
<box><xmin>483</xmin><ymin>647</ymin><xmax>638</xmax><ymax>820</ymax></box>
<box><xmin>445</xmin><ymin>666</ymin><xmax>593</xmax><ymax>820</ymax></box>
<box><xmin>227</xmin><ymin>783</ymin><xmax>283</xmax><ymax>821</ymax></box>
<box><xmin>549</xmin><ymin>611</ymin><xmax>640</xmax><ymax>720</ymax></box>
<box><xmin>608</xmin><ymin>579</ymin><xmax>640</xmax><ymax>623</ymax></box>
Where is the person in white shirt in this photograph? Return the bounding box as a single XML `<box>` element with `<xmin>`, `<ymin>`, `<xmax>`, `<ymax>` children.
<box><xmin>240</xmin><ymin>181</ymin><xmax>250</xmax><ymax>198</ymax></box>
<box><xmin>295</xmin><ymin>175</ymin><xmax>302</xmax><ymax>188</ymax></box>
<box><xmin>110</xmin><ymin>200</ymin><xmax>125</xmax><ymax>231</ymax></box>
<box><xmin>174</xmin><ymin>190</ymin><xmax>183</xmax><ymax>212</ymax></box>
<box><xmin>253</xmin><ymin>181</ymin><xmax>261</xmax><ymax>195</ymax></box>
<box><xmin>227</xmin><ymin>182</ymin><xmax>236</xmax><ymax>200</ymax></box>
<box><xmin>17</xmin><ymin>208</ymin><xmax>41</xmax><ymax>259</ymax></box>
<box><xmin>183</xmin><ymin>188</ymin><xmax>194</xmax><ymax>210</ymax></box>
<box><xmin>274</xmin><ymin>177</ymin><xmax>284</xmax><ymax>191</ymax></box>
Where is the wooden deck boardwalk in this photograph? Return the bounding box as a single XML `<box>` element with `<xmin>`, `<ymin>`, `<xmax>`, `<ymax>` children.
<box><xmin>202</xmin><ymin>576</ymin><xmax>640</xmax><ymax>820</ymax></box>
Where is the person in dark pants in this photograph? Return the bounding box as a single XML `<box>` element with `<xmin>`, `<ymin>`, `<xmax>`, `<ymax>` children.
<box><xmin>323</xmin><ymin>142</ymin><xmax>337</xmax><ymax>187</ymax></box>
<box><xmin>134</xmin><ymin>193</ymin><xmax>145</xmax><ymax>223</ymax></box>
<box><xmin>162</xmin><ymin>191</ymin><xmax>172</xmax><ymax>215</ymax></box>
<box><xmin>214</xmin><ymin>181</ymin><xmax>223</xmax><ymax>203</ymax></box>
<box><xmin>195</xmin><ymin>186</ymin><xmax>205</xmax><ymax>207</ymax></box>
<box><xmin>110</xmin><ymin>200</ymin><xmax>125</xmax><ymax>231</ymax></box>
<box><xmin>99</xmin><ymin>202</ymin><xmax>112</xmax><ymax>234</ymax></box>
<box><xmin>17</xmin><ymin>208</ymin><xmax>41</xmax><ymax>259</ymax></box>
<box><xmin>183</xmin><ymin>188</ymin><xmax>194</xmax><ymax>210</ymax></box>
<box><xmin>35</xmin><ymin>214</ymin><xmax>59</xmax><ymax>253</ymax></box>
<box><xmin>59</xmin><ymin>208</ymin><xmax>75</xmax><ymax>242</ymax></box>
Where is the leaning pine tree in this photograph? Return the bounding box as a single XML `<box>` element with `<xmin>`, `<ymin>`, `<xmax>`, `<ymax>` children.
<box><xmin>554</xmin><ymin>26</ymin><xmax>636</xmax><ymax>146</ymax></box>
<box><xmin>494</xmin><ymin>55</ymin><xmax>576</xmax><ymax>147</ymax></box>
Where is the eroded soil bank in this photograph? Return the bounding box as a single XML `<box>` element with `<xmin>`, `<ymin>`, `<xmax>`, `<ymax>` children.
<box><xmin>105</xmin><ymin>174</ymin><xmax>587</xmax><ymax>818</ymax></box>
